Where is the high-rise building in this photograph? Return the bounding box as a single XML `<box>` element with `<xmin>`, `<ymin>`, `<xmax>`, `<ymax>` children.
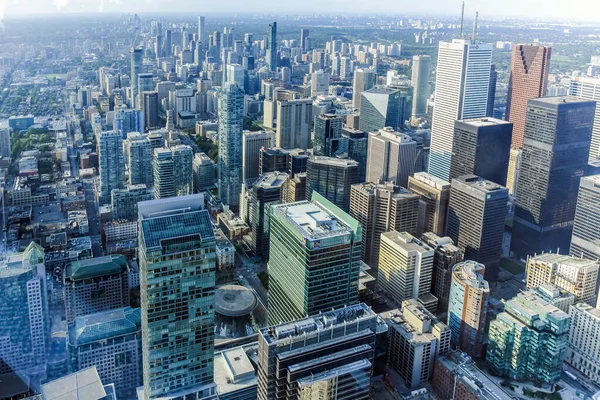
<box><xmin>505</xmin><ymin>147</ymin><xmax>522</xmax><ymax>195</ymax></box>
<box><xmin>138</xmin><ymin>73</ymin><xmax>154</xmax><ymax>93</ymax></box>
<box><xmin>447</xmin><ymin>261</ymin><xmax>489</xmax><ymax>358</ymax></box>
<box><xmin>487</xmin><ymin>64</ymin><xmax>497</xmax><ymax>118</ymax></box>
<box><xmin>172</xmin><ymin>144</ymin><xmax>194</xmax><ymax>196</ymax></box>
<box><xmin>422</xmin><ymin>233</ymin><xmax>463</xmax><ymax>314</ymax></box>
<box><xmin>130</xmin><ymin>47</ymin><xmax>143</xmax><ymax>101</ymax></box>
<box><xmin>447</xmin><ymin>175</ymin><xmax>508</xmax><ymax>280</ymax></box>
<box><xmin>300</xmin><ymin>28</ymin><xmax>309</xmax><ymax>51</ymax></box>
<box><xmin>226</xmin><ymin>63</ymin><xmax>245</xmax><ymax>88</ymax></box>
<box><xmin>407</xmin><ymin>172</ymin><xmax>451</xmax><ymax>237</ymax></box>
<box><xmin>218</xmin><ymin>82</ymin><xmax>245</xmax><ymax>208</ymax></box>
<box><xmin>111</xmin><ymin>184</ymin><xmax>153</xmax><ymax>221</ymax></box>
<box><xmin>114</xmin><ymin>108</ymin><xmax>144</xmax><ymax>137</ymax></box>
<box><xmin>566</xmin><ymin>303</ymin><xmax>600</xmax><ymax>383</ymax></box>
<box><xmin>339</xmin><ymin>126</ymin><xmax>368</xmax><ymax>181</ymax></box>
<box><xmin>450</xmin><ymin>118</ymin><xmax>512</xmax><ymax>186</ymax></box>
<box><xmin>0</xmin><ymin>242</ymin><xmax>48</xmax><ymax>376</ymax></box>
<box><xmin>512</xmin><ymin>97</ymin><xmax>595</xmax><ymax>258</ymax></box>
<box><xmin>0</xmin><ymin>127</ymin><xmax>10</xmax><ymax>157</ymax></box>
<box><xmin>267</xmin><ymin>193</ymin><xmax>362</xmax><ymax>325</ymax></box>
<box><xmin>141</xmin><ymin>91</ymin><xmax>160</xmax><ymax>129</ymax></box>
<box><xmin>98</xmin><ymin>130</ymin><xmax>125</xmax><ymax>204</ymax></box>
<box><xmin>366</xmin><ymin>127</ymin><xmax>417</xmax><ymax>188</ymax></box>
<box><xmin>525</xmin><ymin>253</ymin><xmax>599</xmax><ymax>305</ymax></box>
<box><xmin>257</xmin><ymin>303</ymin><xmax>377</xmax><ymax>400</ymax></box>
<box><xmin>570</xmin><ymin>174</ymin><xmax>600</xmax><ymax>261</ymax></box>
<box><xmin>67</xmin><ymin>307</ymin><xmax>142</xmax><ymax>398</ymax></box>
<box><xmin>313</xmin><ymin>114</ymin><xmax>343</xmax><ymax>157</ymax></box>
<box><xmin>487</xmin><ymin>289</ymin><xmax>569</xmax><ymax>384</ymax></box>
<box><xmin>359</xmin><ymin>86</ymin><xmax>406</xmax><ymax>133</ymax></box>
<box><xmin>349</xmin><ymin>182</ymin><xmax>419</xmax><ymax>272</ymax></box>
<box><xmin>570</xmin><ymin>77</ymin><xmax>600</xmax><ymax>161</ymax></box>
<box><xmin>193</xmin><ymin>152</ymin><xmax>215</xmax><ymax>192</ymax></box>
<box><xmin>125</xmin><ymin>132</ymin><xmax>153</xmax><ymax>186</ymax></box>
<box><xmin>198</xmin><ymin>16</ymin><xmax>206</xmax><ymax>48</ymax></box>
<box><xmin>268</xmin><ymin>22</ymin><xmax>277</xmax><ymax>71</ymax></box>
<box><xmin>305</xmin><ymin>156</ymin><xmax>360</xmax><ymax>212</ymax></box>
<box><xmin>242</xmin><ymin>131</ymin><xmax>275</xmax><ymax>182</ymax></box>
<box><xmin>505</xmin><ymin>44</ymin><xmax>551</xmax><ymax>149</ymax></box>
<box><xmin>352</xmin><ymin>68</ymin><xmax>376</xmax><ymax>109</ymax></box>
<box><xmin>275</xmin><ymin>98</ymin><xmax>313</xmax><ymax>150</ymax></box>
<box><xmin>152</xmin><ymin>148</ymin><xmax>175</xmax><ymax>199</ymax></box>
<box><xmin>411</xmin><ymin>55</ymin><xmax>431</xmax><ymax>118</ymax></box>
<box><xmin>285</xmin><ymin>172</ymin><xmax>306</xmax><ymax>203</ymax></box>
<box><xmin>138</xmin><ymin>195</ymin><xmax>217</xmax><ymax>400</ymax></box>
<box><xmin>310</xmin><ymin>70</ymin><xmax>330</xmax><ymax>96</ymax></box>
<box><xmin>428</xmin><ymin>39</ymin><xmax>493</xmax><ymax>181</ymax></box>
<box><xmin>382</xmin><ymin>299</ymin><xmax>450</xmax><ymax>388</ymax></box>
<box><xmin>378</xmin><ymin>231</ymin><xmax>435</xmax><ymax>311</ymax></box>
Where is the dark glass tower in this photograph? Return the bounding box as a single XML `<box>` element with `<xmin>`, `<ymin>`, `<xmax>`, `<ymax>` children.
<box><xmin>306</xmin><ymin>156</ymin><xmax>360</xmax><ymax>212</ymax></box>
<box><xmin>268</xmin><ymin>22</ymin><xmax>277</xmax><ymax>71</ymax></box>
<box><xmin>313</xmin><ymin>114</ymin><xmax>343</xmax><ymax>157</ymax></box>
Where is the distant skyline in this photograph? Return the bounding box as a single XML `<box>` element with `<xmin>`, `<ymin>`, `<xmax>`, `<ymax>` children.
<box><xmin>1</xmin><ymin>0</ymin><xmax>599</xmax><ymax>23</ymax></box>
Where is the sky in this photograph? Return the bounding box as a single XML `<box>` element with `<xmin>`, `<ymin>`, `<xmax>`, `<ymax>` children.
<box><xmin>0</xmin><ymin>0</ymin><xmax>600</xmax><ymax>22</ymax></box>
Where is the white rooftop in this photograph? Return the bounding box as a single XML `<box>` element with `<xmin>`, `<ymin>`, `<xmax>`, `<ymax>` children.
<box><xmin>41</xmin><ymin>367</ymin><xmax>108</xmax><ymax>400</ymax></box>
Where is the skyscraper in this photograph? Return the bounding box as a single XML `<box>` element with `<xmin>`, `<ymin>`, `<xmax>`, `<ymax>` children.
<box><xmin>505</xmin><ymin>147</ymin><xmax>522</xmax><ymax>195</ymax></box>
<box><xmin>300</xmin><ymin>28</ymin><xmax>309</xmax><ymax>51</ymax></box>
<box><xmin>152</xmin><ymin>148</ymin><xmax>175</xmax><ymax>199</ymax></box>
<box><xmin>225</xmin><ymin>63</ymin><xmax>245</xmax><ymax>88</ymax></box>
<box><xmin>505</xmin><ymin>44</ymin><xmax>551</xmax><ymax>149</ymax></box>
<box><xmin>570</xmin><ymin>77</ymin><xmax>600</xmax><ymax>161</ymax></box>
<box><xmin>428</xmin><ymin>39</ymin><xmax>493</xmax><ymax>181</ymax></box>
<box><xmin>172</xmin><ymin>144</ymin><xmax>194</xmax><ymax>196</ymax></box>
<box><xmin>570</xmin><ymin>174</ymin><xmax>600</xmax><ymax>260</ymax></box>
<box><xmin>366</xmin><ymin>127</ymin><xmax>418</xmax><ymax>188</ymax></box>
<box><xmin>407</xmin><ymin>172</ymin><xmax>451</xmax><ymax>237</ymax></box>
<box><xmin>512</xmin><ymin>97</ymin><xmax>595</xmax><ymax>258</ymax></box>
<box><xmin>242</xmin><ymin>131</ymin><xmax>274</xmax><ymax>182</ymax></box>
<box><xmin>487</xmin><ymin>64</ymin><xmax>497</xmax><ymax>117</ymax></box>
<box><xmin>267</xmin><ymin>193</ymin><xmax>362</xmax><ymax>325</ymax></box>
<box><xmin>305</xmin><ymin>156</ymin><xmax>360</xmax><ymax>212</ymax></box>
<box><xmin>141</xmin><ymin>91</ymin><xmax>160</xmax><ymax>129</ymax></box>
<box><xmin>98</xmin><ymin>130</ymin><xmax>125</xmax><ymax>204</ymax></box>
<box><xmin>411</xmin><ymin>55</ymin><xmax>431</xmax><ymax>118</ymax></box>
<box><xmin>449</xmin><ymin>118</ymin><xmax>512</xmax><ymax>186</ymax></box>
<box><xmin>198</xmin><ymin>16</ymin><xmax>206</xmax><ymax>48</ymax></box>
<box><xmin>111</xmin><ymin>184</ymin><xmax>153</xmax><ymax>221</ymax></box>
<box><xmin>276</xmin><ymin>99</ymin><xmax>313</xmax><ymax>150</ymax></box>
<box><xmin>268</xmin><ymin>22</ymin><xmax>277</xmax><ymax>71</ymax></box>
<box><xmin>130</xmin><ymin>47</ymin><xmax>143</xmax><ymax>101</ymax></box>
<box><xmin>339</xmin><ymin>126</ymin><xmax>369</xmax><ymax>181</ymax></box>
<box><xmin>352</xmin><ymin>68</ymin><xmax>377</xmax><ymax>109</ymax></box>
<box><xmin>218</xmin><ymin>82</ymin><xmax>245</xmax><ymax>208</ymax></box>
<box><xmin>313</xmin><ymin>114</ymin><xmax>343</xmax><ymax>157</ymax></box>
<box><xmin>138</xmin><ymin>195</ymin><xmax>217</xmax><ymax>400</ymax></box>
<box><xmin>566</xmin><ymin>303</ymin><xmax>600</xmax><ymax>384</ymax></box>
<box><xmin>114</xmin><ymin>108</ymin><xmax>144</xmax><ymax>137</ymax></box>
<box><xmin>447</xmin><ymin>261</ymin><xmax>489</xmax><ymax>358</ymax></box>
<box><xmin>0</xmin><ymin>127</ymin><xmax>10</xmax><ymax>157</ymax></box>
<box><xmin>193</xmin><ymin>152</ymin><xmax>215</xmax><ymax>192</ymax></box>
<box><xmin>359</xmin><ymin>86</ymin><xmax>406</xmax><ymax>133</ymax></box>
<box><xmin>125</xmin><ymin>132</ymin><xmax>153</xmax><ymax>186</ymax></box>
<box><xmin>310</xmin><ymin>69</ymin><xmax>330</xmax><ymax>96</ymax></box>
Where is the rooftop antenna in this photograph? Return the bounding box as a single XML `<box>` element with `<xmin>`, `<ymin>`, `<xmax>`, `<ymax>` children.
<box><xmin>472</xmin><ymin>11</ymin><xmax>479</xmax><ymax>44</ymax></box>
<box><xmin>460</xmin><ymin>1</ymin><xmax>465</xmax><ymax>38</ymax></box>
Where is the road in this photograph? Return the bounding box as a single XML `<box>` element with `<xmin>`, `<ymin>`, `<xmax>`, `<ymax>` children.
<box><xmin>235</xmin><ymin>249</ymin><xmax>268</xmax><ymax>307</ymax></box>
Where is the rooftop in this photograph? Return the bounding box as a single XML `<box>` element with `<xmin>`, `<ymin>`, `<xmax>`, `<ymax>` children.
<box><xmin>410</xmin><ymin>172</ymin><xmax>451</xmax><ymax>190</ymax></box>
<box><xmin>381</xmin><ymin>231</ymin><xmax>433</xmax><ymax>255</ymax></box>
<box><xmin>214</xmin><ymin>285</ymin><xmax>257</xmax><ymax>317</ymax></box>
<box><xmin>453</xmin><ymin>261</ymin><xmax>489</xmax><ymax>291</ymax></box>
<box><xmin>453</xmin><ymin>174</ymin><xmax>508</xmax><ymax>194</ymax></box>
<box><xmin>271</xmin><ymin>200</ymin><xmax>350</xmax><ymax>239</ymax></box>
<box><xmin>253</xmin><ymin>172</ymin><xmax>289</xmax><ymax>189</ymax></box>
<box><xmin>65</xmin><ymin>254</ymin><xmax>127</xmax><ymax>280</ymax></box>
<box><xmin>68</xmin><ymin>307</ymin><xmax>141</xmax><ymax>347</ymax></box>
<box><xmin>310</xmin><ymin>156</ymin><xmax>359</xmax><ymax>167</ymax></box>
<box><xmin>41</xmin><ymin>366</ymin><xmax>112</xmax><ymax>400</ymax></box>
<box><xmin>459</xmin><ymin>117</ymin><xmax>512</xmax><ymax>127</ymax></box>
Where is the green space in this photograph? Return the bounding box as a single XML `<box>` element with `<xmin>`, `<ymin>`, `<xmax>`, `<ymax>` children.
<box><xmin>194</xmin><ymin>135</ymin><xmax>218</xmax><ymax>162</ymax></box>
<box><xmin>500</xmin><ymin>258</ymin><xmax>526</xmax><ymax>275</ymax></box>
<box><xmin>10</xmin><ymin>127</ymin><xmax>52</xmax><ymax>159</ymax></box>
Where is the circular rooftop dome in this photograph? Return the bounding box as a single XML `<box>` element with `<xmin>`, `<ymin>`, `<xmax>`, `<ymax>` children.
<box><xmin>215</xmin><ymin>285</ymin><xmax>257</xmax><ymax>317</ymax></box>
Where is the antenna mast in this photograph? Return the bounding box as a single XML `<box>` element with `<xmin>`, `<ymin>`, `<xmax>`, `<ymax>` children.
<box><xmin>472</xmin><ymin>11</ymin><xmax>479</xmax><ymax>44</ymax></box>
<box><xmin>460</xmin><ymin>1</ymin><xmax>465</xmax><ymax>38</ymax></box>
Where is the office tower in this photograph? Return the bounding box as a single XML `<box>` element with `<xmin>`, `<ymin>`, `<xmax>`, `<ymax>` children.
<box><xmin>566</xmin><ymin>303</ymin><xmax>600</xmax><ymax>383</ymax></box>
<box><xmin>487</xmin><ymin>289</ymin><xmax>570</xmax><ymax>384</ymax></box>
<box><xmin>138</xmin><ymin>72</ymin><xmax>154</xmax><ymax>93</ymax></box>
<box><xmin>111</xmin><ymin>184</ymin><xmax>153</xmax><ymax>221</ymax></box>
<box><xmin>130</xmin><ymin>47</ymin><xmax>143</xmax><ymax>100</ymax></box>
<box><xmin>257</xmin><ymin>304</ymin><xmax>377</xmax><ymax>400</ymax></box>
<box><xmin>248</xmin><ymin>172</ymin><xmax>288</xmax><ymax>258</ymax></box>
<box><xmin>152</xmin><ymin>148</ymin><xmax>175</xmax><ymax>199</ymax></box>
<box><xmin>226</xmin><ymin>63</ymin><xmax>245</xmax><ymax>88</ymax></box>
<box><xmin>422</xmin><ymin>233</ymin><xmax>463</xmax><ymax>314</ymax></box>
<box><xmin>407</xmin><ymin>172</ymin><xmax>450</xmax><ymax>237</ymax></box>
<box><xmin>447</xmin><ymin>261</ymin><xmax>489</xmax><ymax>358</ymax></box>
<box><xmin>300</xmin><ymin>28</ymin><xmax>309</xmax><ymax>51</ymax></box>
<box><xmin>349</xmin><ymin>182</ymin><xmax>419</xmax><ymax>271</ymax></box>
<box><xmin>449</xmin><ymin>118</ymin><xmax>512</xmax><ymax>185</ymax></box>
<box><xmin>512</xmin><ymin>97</ymin><xmax>595</xmax><ymax>258</ymax></box>
<box><xmin>125</xmin><ymin>132</ymin><xmax>153</xmax><ymax>186</ymax></box>
<box><xmin>98</xmin><ymin>130</ymin><xmax>125</xmax><ymax>204</ymax></box>
<box><xmin>172</xmin><ymin>144</ymin><xmax>194</xmax><ymax>196</ymax></box>
<box><xmin>570</xmin><ymin>174</ymin><xmax>600</xmax><ymax>260</ymax></box>
<box><xmin>411</xmin><ymin>55</ymin><xmax>431</xmax><ymax>118</ymax></box>
<box><xmin>264</xmin><ymin>88</ymin><xmax>294</xmax><ymax>129</ymax></box>
<box><xmin>525</xmin><ymin>253</ymin><xmax>599</xmax><ymax>305</ymax></box>
<box><xmin>487</xmin><ymin>65</ymin><xmax>497</xmax><ymax>117</ymax></box>
<box><xmin>242</xmin><ymin>131</ymin><xmax>274</xmax><ymax>182</ymax></box>
<box><xmin>259</xmin><ymin>147</ymin><xmax>288</xmax><ymax>175</ymax></box>
<box><xmin>67</xmin><ymin>307</ymin><xmax>142</xmax><ymax>398</ymax></box>
<box><xmin>138</xmin><ymin>195</ymin><xmax>217</xmax><ymax>400</ymax></box>
<box><xmin>570</xmin><ymin>77</ymin><xmax>600</xmax><ymax>160</ymax></box>
<box><xmin>505</xmin><ymin>147</ymin><xmax>522</xmax><ymax>194</ymax></box>
<box><xmin>366</xmin><ymin>127</ymin><xmax>417</xmax><ymax>188</ymax></box>
<box><xmin>268</xmin><ymin>22</ymin><xmax>277</xmax><ymax>71</ymax></box>
<box><xmin>382</xmin><ymin>300</ymin><xmax>450</xmax><ymax>388</ymax></box>
<box><xmin>63</xmin><ymin>255</ymin><xmax>130</xmax><ymax>324</ymax></box>
<box><xmin>276</xmin><ymin>99</ymin><xmax>313</xmax><ymax>150</ymax></box>
<box><xmin>506</xmin><ymin>44</ymin><xmax>551</xmax><ymax>149</ymax></box>
<box><xmin>218</xmin><ymin>83</ymin><xmax>245</xmax><ymax>208</ymax></box>
<box><xmin>339</xmin><ymin>126</ymin><xmax>368</xmax><ymax>180</ymax></box>
<box><xmin>287</xmin><ymin>148</ymin><xmax>309</xmax><ymax>175</ymax></box>
<box><xmin>359</xmin><ymin>86</ymin><xmax>406</xmax><ymax>133</ymax></box>
<box><xmin>310</xmin><ymin>69</ymin><xmax>329</xmax><ymax>96</ymax></box>
<box><xmin>305</xmin><ymin>156</ymin><xmax>360</xmax><ymax>211</ymax></box>
<box><xmin>267</xmin><ymin>193</ymin><xmax>362</xmax><ymax>325</ymax></box>
<box><xmin>447</xmin><ymin>175</ymin><xmax>508</xmax><ymax>279</ymax></box>
<box><xmin>193</xmin><ymin>152</ymin><xmax>215</xmax><ymax>192</ymax></box>
<box><xmin>198</xmin><ymin>16</ymin><xmax>206</xmax><ymax>48</ymax></box>
<box><xmin>428</xmin><ymin>39</ymin><xmax>493</xmax><ymax>181</ymax></box>
<box><xmin>141</xmin><ymin>91</ymin><xmax>160</xmax><ymax>129</ymax></box>
<box><xmin>313</xmin><ymin>114</ymin><xmax>343</xmax><ymax>157</ymax></box>
<box><xmin>0</xmin><ymin>127</ymin><xmax>10</xmax><ymax>157</ymax></box>
<box><xmin>164</xmin><ymin>29</ymin><xmax>172</xmax><ymax>57</ymax></box>
<box><xmin>529</xmin><ymin>283</ymin><xmax>575</xmax><ymax>313</ymax></box>
<box><xmin>0</xmin><ymin>242</ymin><xmax>48</xmax><ymax>375</ymax></box>
<box><xmin>114</xmin><ymin>108</ymin><xmax>144</xmax><ymax>137</ymax></box>
<box><xmin>285</xmin><ymin>172</ymin><xmax>306</xmax><ymax>202</ymax></box>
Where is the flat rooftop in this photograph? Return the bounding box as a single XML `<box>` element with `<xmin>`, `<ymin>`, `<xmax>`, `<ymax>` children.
<box><xmin>41</xmin><ymin>367</ymin><xmax>109</xmax><ymax>400</ymax></box>
<box><xmin>381</xmin><ymin>231</ymin><xmax>433</xmax><ymax>255</ymax></box>
<box><xmin>310</xmin><ymin>156</ymin><xmax>359</xmax><ymax>167</ymax></box>
<box><xmin>453</xmin><ymin>261</ymin><xmax>489</xmax><ymax>291</ymax></box>
<box><xmin>253</xmin><ymin>172</ymin><xmax>289</xmax><ymax>189</ymax></box>
<box><xmin>459</xmin><ymin>117</ymin><xmax>512</xmax><ymax>127</ymax></box>
<box><xmin>454</xmin><ymin>174</ymin><xmax>508</xmax><ymax>193</ymax></box>
<box><xmin>410</xmin><ymin>172</ymin><xmax>451</xmax><ymax>189</ymax></box>
<box><xmin>272</xmin><ymin>200</ymin><xmax>352</xmax><ymax>239</ymax></box>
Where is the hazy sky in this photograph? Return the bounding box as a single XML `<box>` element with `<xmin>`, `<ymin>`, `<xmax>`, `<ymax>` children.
<box><xmin>1</xmin><ymin>0</ymin><xmax>600</xmax><ymax>22</ymax></box>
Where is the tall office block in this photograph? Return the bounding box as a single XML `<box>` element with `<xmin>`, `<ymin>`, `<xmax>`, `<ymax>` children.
<box><xmin>98</xmin><ymin>130</ymin><xmax>125</xmax><ymax>204</ymax></box>
<box><xmin>411</xmin><ymin>55</ymin><xmax>431</xmax><ymax>118</ymax></box>
<box><xmin>276</xmin><ymin>99</ymin><xmax>313</xmax><ymax>150</ymax></box>
<box><xmin>142</xmin><ymin>91</ymin><xmax>160</xmax><ymax>129</ymax></box>
<box><xmin>0</xmin><ymin>243</ymin><xmax>48</xmax><ymax>375</ymax></box>
<box><xmin>198</xmin><ymin>16</ymin><xmax>206</xmax><ymax>48</ymax></box>
<box><xmin>359</xmin><ymin>86</ymin><xmax>406</xmax><ymax>133</ymax></box>
<box><xmin>285</xmin><ymin>172</ymin><xmax>306</xmax><ymax>203</ymax></box>
<box><xmin>512</xmin><ymin>97</ymin><xmax>595</xmax><ymax>258</ymax></box>
<box><xmin>310</xmin><ymin>70</ymin><xmax>330</xmax><ymax>96</ymax></box>
<box><xmin>352</xmin><ymin>68</ymin><xmax>376</xmax><ymax>109</ymax></box>
<box><xmin>447</xmin><ymin>175</ymin><xmax>508</xmax><ymax>280</ymax></box>
<box><xmin>242</xmin><ymin>131</ymin><xmax>274</xmax><ymax>182</ymax></box>
<box><xmin>172</xmin><ymin>144</ymin><xmax>194</xmax><ymax>196</ymax></box>
<box><xmin>407</xmin><ymin>172</ymin><xmax>450</xmax><ymax>237</ymax></box>
<box><xmin>300</xmin><ymin>28</ymin><xmax>309</xmax><ymax>51</ymax></box>
<box><xmin>138</xmin><ymin>73</ymin><xmax>154</xmax><ymax>93</ymax></box>
<box><xmin>267</xmin><ymin>193</ymin><xmax>362</xmax><ymax>325</ymax></box>
<box><xmin>0</xmin><ymin>127</ymin><xmax>10</xmax><ymax>157</ymax></box>
<box><xmin>505</xmin><ymin>147</ymin><xmax>522</xmax><ymax>195</ymax></box>
<box><xmin>125</xmin><ymin>132</ymin><xmax>153</xmax><ymax>186</ymax></box>
<box><xmin>67</xmin><ymin>307</ymin><xmax>142</xmax><ymax>398</ymax></box>
<box><xmin>114</xmin><ymin>109</ymin><xmax>144</xmax><ymax>137</ymax></box>
<box><xmin>447</xmin><ymin>261</ymin><xmax>489</xmax><ymax>358</ymax></box>
<box><xmin>366</xmin><ymin>127</ymin><xmax>417</xmax><ymax>188</ymax></box>
<box><xmin>111</xmin><ymin>184</ymin><xmax>153</xmax><ymax>221</ymax></box>
<box><xmin>487</xmin><ymin>289</ymin><xmax>569</xmax><ymax>384</ymax></box>
<box><xmin>339</xmin><ymin>126</ymin><xmax>368</xmax><ymax>181</ymax></box>
<box><xmin>450</xmin><ymin>118</ymin><xmax>512</xmax><ymax>186</ymax></box>
<box><xmin>382</xmin><ymin>300</ymin><xmax>450</xmax><ymax>388</ymax></box>
<box><xmin>268</xmin><ymin>22</ymin><xmax>277</xmax><ymax>71</ymax></box>
<box><xmin>570</xmin><ymin>174</ymin><xmax>600</xmax><ymax>260</ymax></box>
<box><xmin>257</xmin><ymin>304</ymin><xmax>377</xmax><ymax>400</ymax></box>
<box><xmin>313</xmin><ymin>114</ymin><xmax>343</xmax><ymax>157</ymax></box>
<box><xmin>305</xmin><ymin>156</ymin><xmax>360</xmax><ymax>212</ymax></box>
<box><xmin>525</xmin><ymin>253</ymin><xmax>599</xmax><ymax>305</ymax></box>
<box><xmin>428</xmin><ymin>39</ymin><xmax>493</xmax><ymax>181</ymax></box>
<box><xmin>349</xmin><ymin>182</ymin><xmax>419</xmax><ymax>271</ymax></box>
<box><xmin>164</xmin><ymin>29</ymin><xmax>172</xmax><ymax>57</ymax></box>
<box><xmin>487</xmin><ymin>64</ymin><xmax>497</xmax><ymax>118</ymax></box>
<box><xmin>218</xmin><ymin>83</ymin><xmax>245</xmax><ymax>208</ymax></box>
<box><xmin>566</xmin><ymin>303</ymin><xmax>600</xmax><ymax>383</ymax></box>
<box><xmin>226</xmin><ymin>64</ymin><xmax>245</xmax><ymax>88</ymax></box>
<box><xmin>422</xmin><ymin>233</ymin><xmax>463</xmax><ymax>314</ymax></box>
<box><xmin>193</xmin><ymin>152</ymin><xmax>215</xmax><ymax>192</ymax></box>
<box><xmin>152</xmin><ymin>148</ymin><xmax>175</xmax><ymax>199</ymax></box>
<box><xmin>506</xmin><ymin>44</ymin><xmax>551</xmax><ymax>149</ymax></box>
<box><xmin>378</xmin><ymin>231</ymin><xmax>435</xmax><ymax>310</ymax></box>
<box><xmin>138</xmin><ymin>195</ymin><xmax>217</xmax><ymax>400</ymax></box>
<box><xmin>570</xmin><ymin>77</ymin><xmax>600</xmax><ymax>161</ymax></box>
<box><xmin>130</xmin><ymin>47</ymin><xmax>143</xmax><ymax>100</ymax></box>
